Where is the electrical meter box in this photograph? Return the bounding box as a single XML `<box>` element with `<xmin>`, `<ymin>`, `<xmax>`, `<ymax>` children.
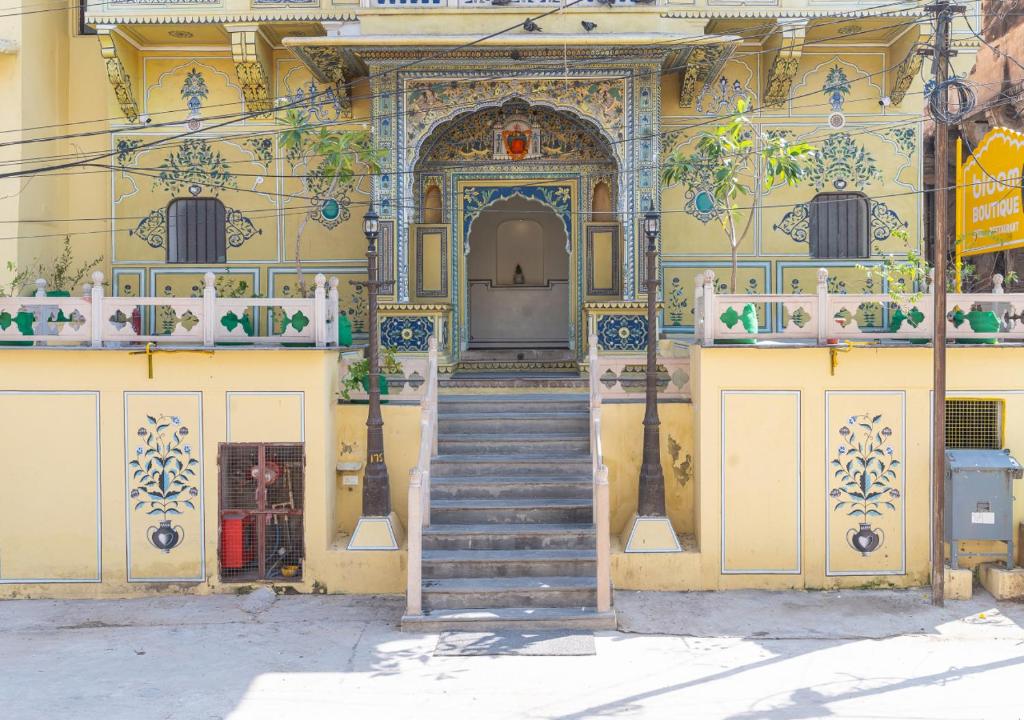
<box><xmin>944</xmin><ymin>449</ymin><xmax>1021</xmax><ymax>569</ymax></box>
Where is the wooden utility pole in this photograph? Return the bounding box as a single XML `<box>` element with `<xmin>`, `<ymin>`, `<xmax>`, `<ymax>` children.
<box><xmin>925</xmin><ymin>0</ymin><xmax>961</xmax><ymax>608</ymax></box>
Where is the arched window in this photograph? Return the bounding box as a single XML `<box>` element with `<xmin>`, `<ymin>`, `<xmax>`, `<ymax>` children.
<box><xmin>423</xmin><ymin>184</ymin><xmax>443</xmax><ymax>224</ymax></box>
<box><xmin>808</xmin><ymin>191</ymin><xmax>870</xmax><ymax>259</ymax></box>
<box><xmin>591</xmin><ymin>181</ymin><xmax>613</xmax><ymax>222</ymax></box>
<box><xmin>167</xmin><ymin>197</ymin><xmax>227</xmax><ymax>264</ymax></box>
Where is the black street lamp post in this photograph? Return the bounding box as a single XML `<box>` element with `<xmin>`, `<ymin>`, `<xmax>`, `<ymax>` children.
<box><xmin>637</xmin><ymin>211</ymin><xmax>665</xmax><ymax>517</ymax></box>
<box><xmin>361</xmin><ymin>203</ymin><xmax>390</xmax><ymax>517</ymax></box>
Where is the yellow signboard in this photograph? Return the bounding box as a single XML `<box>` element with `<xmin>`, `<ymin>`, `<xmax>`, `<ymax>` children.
<box><xmin>958</xmin><ymin>127</ymin><xmax>1024</xmax><ymax>256</ymax></box>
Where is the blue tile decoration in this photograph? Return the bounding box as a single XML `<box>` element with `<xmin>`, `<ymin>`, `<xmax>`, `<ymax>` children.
<box><xmin>596</xmin><ymin>314</ymin><xmax>648</xmax><ymax>351</ymax></box>
<box><xmin>381</xmin><ymin>316</ymin><xmax>434</xmax><ymax>352</ymax></box>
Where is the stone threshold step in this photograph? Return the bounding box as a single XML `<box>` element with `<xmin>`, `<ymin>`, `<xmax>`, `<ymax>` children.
<box><xmin>440</xmin><ymin>411</ymin><xmax>589</xmax><ymax>420</ymax></box>
<box><xmin>401</xmin><ymin>607</ymin><xmax>617</xmax><ymax>632</ymax></box>
<box><xmin>422</xmin><ymin>576</ymin><xmax>597</xmax><ymax>593</ymax></box>
<box><xmin>432</xmin><ymin>476</ymin><xmax>592</xmax><ymax>484</ymax></box>
<box><xmin>440</xmin><ymin>433</ymin><xmax>588</xmax><ymax>441</ymax></box>
<box><xmin>439</xmin><ymin>394</ymin><xmax>587</xmax><ymax>403</ymax></box>
<box><xmin>433</xmin><ymin>454</ymin><xmax>591</xmax><ymax>463</ymax></box>
<box><xmin>422</xmin><ymin>549</ymin><xmax>596</xmax><ymax>562</ymax></box>
<box><xmin>432</xmin><ymin>499</ymin><xmax>592</xmax><ymax>510</ymax></box>
<box><xmin>424</xmin><ymin>523</ymin><xmax>595</xmax><ymax>535</ymax></box>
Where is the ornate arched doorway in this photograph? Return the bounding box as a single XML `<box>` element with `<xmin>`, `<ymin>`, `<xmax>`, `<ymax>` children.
<box><xmin>466</xmin><ymin>196</ymin><xmax>569</xmax><ymax>349</ymax></box>
<box><xmin>412</xmin><ymin>100</ymin><xmax>619</xmax><ymax>359</ymax></box>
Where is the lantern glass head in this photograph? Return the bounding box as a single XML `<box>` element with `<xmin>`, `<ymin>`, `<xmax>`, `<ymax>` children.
<box><xmin>643</xmin><ymin>211</ymin><xmax>660</xmax><ymax>238</ymax></box>
<box><xmin>363</xmin><ymin>205</ymin><xmax>380</xmax><ymax>238</ymax></box>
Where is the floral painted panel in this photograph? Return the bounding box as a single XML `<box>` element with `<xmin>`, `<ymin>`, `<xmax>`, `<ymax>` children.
<box><xmin>662</xmin><ymin>264</ymin><xmax>770</xmax><ymax>330</ymax></box>
<box><xmin>595</xmin><ymin>314</ymin><xmax>647</xmax><ymax>351</ymax></box>
<box><xmin>825</xmin><ymin>391</ymin><xmax>906</xmax><ymax>576</ymax></box>
<box><xmin>381</xmin><ymin>316</ymin><xmax>434</xmax><ymax>352</ymax></box>
<box><xmin>124</xmin><ymin>392</ymin><xmax>205</xmax><ymax>582</ymax></box>
<box><xmin>269</xmin><ymin>269</ymin><xmax>368</xmax><ymax>336</ymax></box>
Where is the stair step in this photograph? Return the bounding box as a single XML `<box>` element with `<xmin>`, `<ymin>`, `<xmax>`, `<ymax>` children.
<box><xmin>423</xmin><ymin>523</ymin><xmax>596</xmax><ymax>550</ymax></box>
<box><xmin>432</xmin><ymin>476</ymin><xmax>592</xmax><ymax>500</ymax></box>
<box><xmin>422</xmin><ymin>576</ymin><xmax>597</xmax><ymax>610</ymax></box>
<box><xmin>438</xmin><ymin>435</ymin><xmax>590</xmax><ymax>455</ymax></box>
<box><xmin>432</xmin><ymin>498</ymin><xmax>592</xmax><ymax>524</ymax></box>
<box><xmin>439</xmin><ymin>412</ymin><xmax>589</xmax><ymax>434</ymax></box>
<box><xmin>423</xmin><ymin>549</ymin><xmax>596</xmax><ymax>578</ymax></box>
<box><xmin>438</xmin><ymin>394</ymin><xmax>588</xmax><ymax>415</ymax></box>
<box><xmin>432</xmin><ymin>455</ymin><xmax>591</xmax><ymax>478</ymax></box>
<box><xmin>401</xmin><ymin>606</ymin><xmax>616</xmax><ymax>631</ymax></box>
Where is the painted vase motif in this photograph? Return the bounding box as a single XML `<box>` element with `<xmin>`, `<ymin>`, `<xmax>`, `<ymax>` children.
<box><xmin>846</xmin><ymin>522</ymin><xmax>884</xmax><ymax>556</ymax></box>
<box><xmin>829</xmin><ymin>413</ymin><xmax>900</xmax><ymax>558</ymax></box>
<box><xmin>130</xmin><ymin>414</ymin><xmax>199</xmax><ymax>554</ymax></box>
<box><xmin>148</xmin><ymin>520</ymin><xmax>185</xmax><ymax>553</ymax></box>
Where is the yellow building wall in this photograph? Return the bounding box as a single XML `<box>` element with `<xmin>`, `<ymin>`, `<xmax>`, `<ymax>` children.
<box><xmin>691</xmin><ymin>345</ymin><xmax>1024</xmax><ymax>591</ymax></box>
<box><xmin>0</xmin><ymin>348</ymin><xmax>407</xmax><ymax>599</ymax></box>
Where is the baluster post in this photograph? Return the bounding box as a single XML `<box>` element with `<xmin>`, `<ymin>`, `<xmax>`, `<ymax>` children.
<box><xmin>993</xmin><ymin>273</ymin><xmax>1005</xmax><ymax>295</ymax></box>
<box><xmin>314</xmin><ymin>273</ymin><xmax>327</xmax><ymax>348</ymax></box>
<box><xmin>693</xmin><ymin>274</ymin><xmax>705</xmax><ymax>341</ymax></box>
<box><xmin>702</xmin><ymin>270</ymin><xmax>716</xmax><ymax>344</ymax></box>
<box><xmin>816</xmin><ymin>267</ymin><xmax>829</xmax><ymax>345</ymax></box>
<box><xmin>595</xmin><ymin>465</ymin><xmax>611</xmax><ymax>613</ymax></box>
<box><xmin>328</xmin><ymin>276</ymin><xmax>340</xmax><ymax>346</ymax></box>
<box><xmin>202</xmin><ymin>272</ymin><xmax>216</xmax><ymax>348</ymax></box>
<box><xmin>406</xmin><ymin>468</ymin><xmax>423</xmax><ymax>617</ymax></box>
<box><xmin>90</xmin><ymin>271</ymin><xmax>104</xmax><ymax>347</ymax></box>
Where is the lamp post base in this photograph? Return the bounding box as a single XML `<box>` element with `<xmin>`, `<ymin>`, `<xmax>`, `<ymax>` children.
<box><xmin>348</xmin><ymin>512</ymin><xmax>405</xmax><ymax>551</ymax></box>
<box><xmin>623</xmin><ymin>514</ymin><xmax>682</xmax><ymax>553</ymax></box>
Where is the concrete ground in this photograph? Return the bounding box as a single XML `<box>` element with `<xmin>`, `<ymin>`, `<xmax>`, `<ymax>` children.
<box><xmin>2</xmin><ymin>589</ymin><xmax>1023</xmax><ymax>720</ymax></box>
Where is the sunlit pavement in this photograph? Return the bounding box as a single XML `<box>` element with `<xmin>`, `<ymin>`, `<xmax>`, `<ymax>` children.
<box><xmin>2</xmin><ymin>589</ymin><xmax>1022</xmax><ymax>720</ymax></box>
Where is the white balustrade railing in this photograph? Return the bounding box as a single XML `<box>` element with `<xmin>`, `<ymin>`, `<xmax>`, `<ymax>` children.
<box><xmin>698</xmin><ymin>267</ymin><xmax>1024</xmax><ymax>345</ymax></box>
<box><xmin>588</xmin><ymin>333</ymin><xmax>611</xmax><ymax>614</ymax></box>
<box><xmin>406</xmin><ymin>335</ymin><xmax>438</xmax><ymax>618</ymax></box>
<box><xmin>0</xmin><ymin>271</ymin><xmax>341</xmax><ymax>348</ymax></box>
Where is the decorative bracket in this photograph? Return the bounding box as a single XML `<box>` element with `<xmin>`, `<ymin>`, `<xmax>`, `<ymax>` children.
<box><xmin>289</xmin><ymin>44</ymin><xmax>354</xmax><ymax>119</ymax></box>
<box><xmin>96</xmin><ymin>27</ymin><xmax>139</xmax><ymax>124</ymax></box>
<box><xmin>230</xmin><ymin>26</ymin><xmax>273</xmax><ymax>117</ymax></box>
<box><xmin>675</xmin><ymin>43</ymin><xmax>734</xmax><ymax>107</ymax></box>
<box><xmin>887</xmin><ymin>26</ymin><xmax>928</xmax><ymax>106</ymax></box>
<box><xmin>763</xmin><ymin>19</ymin><xmax>808</xmax><ymax>108</ymax></box>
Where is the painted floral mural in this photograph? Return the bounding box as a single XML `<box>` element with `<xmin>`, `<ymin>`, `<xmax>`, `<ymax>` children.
<box><xmin>129</xmin><ymin>414</ymin><xmax>199</xmax><ymax>553</ymax></box>
<box><xmin>829</xmin><ymin>413</ymin><xmax>901</xmax><ymax>556</ymax></box>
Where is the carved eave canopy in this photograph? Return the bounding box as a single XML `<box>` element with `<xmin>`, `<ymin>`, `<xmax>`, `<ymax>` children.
<box><xmin>284</xmin><ymin>31</ymin><xmax>741</xmax><ymax>76</ymax></box>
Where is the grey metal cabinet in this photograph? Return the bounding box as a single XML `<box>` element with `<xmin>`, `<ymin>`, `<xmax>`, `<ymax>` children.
<box><xmin>945</xmin><ymin>449</ymin><xmax>1021</xmax><ymax>569</ymax></box>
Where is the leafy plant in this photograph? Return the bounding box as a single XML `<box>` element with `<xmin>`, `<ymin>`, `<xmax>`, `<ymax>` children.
<box><xmin>662</xmin><ymin>98</ymin><xmax>814</xmax><ymax>291</ymax></box>
<box><xmin>128</xmin><ymin>414</ymin><xmax>199</xmax><ymax>517</ymax></box>
<box><xmin>858</xmin><ymin>229</ymin><xmax>930</xmax><ymax>305</ymax></box>
<box><xmin>277</xmin><ymin>108</ymin><xmax>384</xmax><ymax>292</ymax></box>
<box><xmin>829</xmin><ymin>413</ymin><xmax>900</xmax><ymax>521</ymax></box>
<box><xmin>0</xmin><ymin>261</ymin><xmax>31</xmax><ymax>297</ymax></box>
<box><xmin>25</xmin><ymin>236</ymin><xmax>104</xmax><ymax>294</ymax></box>
<box><xmin>340</xmin><ymin>346</ymin><xmax>402</xmax><ymax>401</ymax></box>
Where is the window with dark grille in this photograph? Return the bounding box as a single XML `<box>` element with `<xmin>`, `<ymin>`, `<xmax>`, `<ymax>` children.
<box><xmin>946</xmin><ymin>399</ymin><xmax>1003</xmax><ymax>450</ymax></box>
<box><xmin>808</xmin><ymin>192</ymin><xmax>870</xmax><ymax>259</ymax></box>
<box><xmin>218</xmin><ymin>443</ymin><xmax>305</xmax><ymax>582</ymax></box>
<box><xmin>167</xmin><ymin>198</ymin><xmax>227</xmax><ymax>264</ymax></box>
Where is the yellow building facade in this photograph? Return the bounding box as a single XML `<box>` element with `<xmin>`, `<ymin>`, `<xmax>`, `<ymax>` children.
<box><xmin>5</xmin><ymin>1</ymin><xmax>1022</xmax><ymax>610</ymax></box>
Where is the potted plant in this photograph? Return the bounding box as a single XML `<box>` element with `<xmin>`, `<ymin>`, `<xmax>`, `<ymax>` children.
<box><xmin>340</xmin><ymin>346</ymin><xmax>402</xmax><ymax>402</ymax></box>
<box><xmin>29</xmin><ymin>236</ymin><xmax>103</xmax><ymax>297</ymax></box>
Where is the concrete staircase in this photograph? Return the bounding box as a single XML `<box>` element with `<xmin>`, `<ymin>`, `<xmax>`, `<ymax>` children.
<box><xmin>402</xmin><ymin>393</ymin><xmax>616</xmax><ymax>631</ymax></box>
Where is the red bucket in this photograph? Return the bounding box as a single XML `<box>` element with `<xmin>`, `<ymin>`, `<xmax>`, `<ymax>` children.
<box><xmin>221</xmin><ymin>512</ymin><xmax>246</xmax><ymax>569</ymax></box>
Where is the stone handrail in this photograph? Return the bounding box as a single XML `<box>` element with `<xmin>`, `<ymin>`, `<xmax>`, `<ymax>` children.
<box><xmin>698</xmin><ymin>268</ymin><xmax>1024</xmax><ymax>345</ymax></box>
<box><xmin>0</xmin><ymin>272</ymin><xmax>339</xmax><ymax>348</ymax></box>
<box><xmin>588</xmin><ymin>332</ymin><xmax>611</xmax><ymax>614</ymax></box>
<box><xmin>406</xmin><ymin>335</ymin><xmax>438</xmax><ymax>618</ymax></box>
